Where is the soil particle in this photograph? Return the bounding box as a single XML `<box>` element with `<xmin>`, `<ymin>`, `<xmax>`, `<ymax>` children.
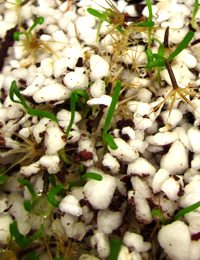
<box><xmin>191</xmin><ymin>231</ymin><xmax>200</xmax><ymax>241</ymax></box>
<box><xmin>0</xmin><ymin>25</ymin><xmax>17</xmax><ymax>71</ymax></box>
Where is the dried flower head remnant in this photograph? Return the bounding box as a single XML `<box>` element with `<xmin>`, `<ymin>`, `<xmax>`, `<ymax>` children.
<box><xmin>13</xmin><ymin>17</ymin><xmax>58</xmax><ymax>66</ymax></box>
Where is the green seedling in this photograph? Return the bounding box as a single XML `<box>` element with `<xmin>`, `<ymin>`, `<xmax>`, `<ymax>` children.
<box><xmin>171</xmin><ymin>200</ymin><xmax>200</xmax><ymax>222</ymax></box>
<box><xmin>191</xmin><ymin>0</ymin><xmax>200</xmax><ymax>30</ymax></box>
<box><xmin>18</xmin><ymin>178</ymin><xmax>53</xmax><ymax>215</ymax></box>
<box><xmin>47</xmin><ymin>183</ymin><xmax>65</xmax><ymax>207</ymax></box>
<box><xmin>27</xmin><ymin>252</ymin><xmax>39</xmax><ymax>260</ymax></box>
<box><xmin>18</xmin><ymin>178</ymin><xmax>38</xmax><ymax>212</ymax></box>
<box><xmin>65</xmin><ymin>90</ymin><xmax>89</xmax><ymax>137</ymax></box>
<box><xmin>89</xmin><ymin>81</ymin><xmax>93</xmax><ymax>86</ymax></box>
<box><xmin>13</xmin><ymin>16</ymin><xmax>58</xmax><ymax>65</ymax></box>
<box><xmin>9</xmin><ymin>220</ymin><xmax>43</xmax><ymax>260</ymax></box>
<box><xmin>47</xmin><ymin>165</ymin><xmax>102</xmax><ymax>206</ymax></box>
<box><xmin>67</xmin><ymin>172</ymin><xmax>103</xmax><ymax>189</ymax></box>
<box><xmin>87</xmin><ymin>0</ymin><xmax>154</xmax><ymax>42</ymax></box>
<box><xmin>67</xmin><ymin>164</ymin><xmax>102</xmax><ymax>189</ymax></box>
<box><xmin>49</xmin><ymin>174</ymin><xmax>57</xmax><ymax>188</ymax></box>
<box><xmin>146</xmin><ymin>30</ymin><xmax>194</xmax><ymax>88</ymax></box>
<box><xmin>152</xmin><ymin>200</ymin><xmax>200</xmax><ymax>225</ymax></box>
<box><xmin>108</xmin><ymin>239</ymin><xmax>122</xmax><ymax>260</ymax></box>
<box><xmin>59</xmin><ymin>148</ymin><xmax>75</xmax><ymax>165</ymax></box>
<box><xmin>146</xmin><ymin>30</ymin><xmax>194</xmax><ymax>70</ymax></box>
<box><xmin>87</xmin><ymin>0</ymin><xmax>125</xmax><ymax>42</ymax></box>
<box><xmin>151</xmin><ymin>209</ymin><xmax>168</xmax><ymax>225</ymax></box>
<box><xmin>145</xmin><ymin>0</ymin><xmax>153</xmax><ymax>46</ymax></box>
<box><xmin>60</xmin><ymin>146</ymin><xmax>103</xmax><ymax>183</ymax></box>
<box><xmin>9</xmin><ymin>220</ymin><xmax>30</xmax><ymax>248</ymax></box>
<box><xmin>9</xmin><ymin>81</ymin><xmax>58</xmax><ymax>123</ymax></box>
<box><xmin>147</xmin><ymin>37</ymin><xmax>165</xmax><ymax>85</ymax></box>
<box><xmin>45</xmin><ymin>168</ymin><xmax>102</xmax><ymax>206</ymax></box>
<box><xmin>102</xmin><ymin>80</ymin><xmax>121</xmax><ymax>152</ymax></box>
<box><xmin>14</xmin><ymin>16</ymin><xmax>44</xmax><ymax>42</ymax></box>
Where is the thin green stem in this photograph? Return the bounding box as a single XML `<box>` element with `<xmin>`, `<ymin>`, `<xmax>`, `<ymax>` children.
<box><xmin>191</xmin><ymin>0</ymin><xmax>200</xmax><ymax>30</ymax></box>
<box><xmin>102</xmin><ymin>81</ymin><xmax>121</xmax><ymax>152</ymax></box>
<box><xmin>145</xmin><ymin>0</ymin><xmax>153</xmax><ymax>46</ymax></box>
<box><xmin>172</xmin><ymin>201</ymin><xmax>200</xmax><ymax>222</ymax></box>
<box><xmin>9</xmin><ymin>81</ymin><xmax>58</xmax><ymax>123</ymax></box>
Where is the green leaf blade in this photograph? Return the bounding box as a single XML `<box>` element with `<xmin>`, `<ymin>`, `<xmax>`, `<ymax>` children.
<box><xmin>146</xmin><ymin>49</ymin><xmax>153</xmax><ymax>64</ymax></box>
<box><xmin>146</xmin><ymin>59</ymin><xmax>165</xmax><ymax>69</ymax></box>
<box><xmin>87</xmin><ymin>8</ymin><xmax>102</xmax><ymax>18</ymax></box>
<box><xmin>24</xmin><ymin>200</ymin><xmax>34</xmax><ymax>212</ymax></box>
<box><xmin>108</xmin><ymin>239</ymin><xmax>121</xmax><ymax>260</ymax></box>
<box><xmin>18</xmin><ymin>178</ymin><xmax>37</xmax><ymax>200</ymax></box>
<box><xmin>172</xmin><ymin>201</ymin><xmax>200</xmax><ymax>222</ymax></box>
<box><xmin>83</xmin><ymin>172</ymin><xmax>103</xmax><ymax>181</ymax></box>
<box><xmin>9</xmin><ymin>221</ymin><xmax>30</xmax><ymax>248</ymax></box>
<box><xmin>26</xmin><ymin>107</ymin><xmax>58</xmax><ymax>123</ymax></box>
<box><xmin>105</xmin><ymin>134</ymin><xmax>118</xmax><ymax>150</ymax></box>
<box><xmin>103</xmin><ymin>81</ymin><xmax>121</xmax><ymax>135</ymax></box>
<box><xmin>134</xmin><ymin>21</ymin><xmax>155</xmax><ymax>27</ymax></box>
<box><xmin>168</xmin><ymin>31</ymin><xmax>194</xmax><ymax>62</ymax></box>
<box><xmin>65</xmin><ymin>92</ymin><xmax>76</xmax><ymax>137</ymax></box>
<box><xmin>14</xmin><ymin>31</ymin><xmax>24</xmax><ymax>41</ymax></box>
<box><xmin>9</xmin><ymin>81</ymin><xmax>58</xmax><ymax>123</ymax></box>
<box><xmin>47</xmin><ymin>184</ymin><xmax>64</xmax><ymax>207</ymax></box>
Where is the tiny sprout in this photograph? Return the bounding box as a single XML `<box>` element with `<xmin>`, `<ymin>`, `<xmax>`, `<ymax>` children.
<box><xmin>102</xmin><ymin>81</ymin><xmax>121</xmax><ymax>152</ymax></box>
<box><xmin>14</xmin><ymin>17</ymin><xmax>44</xmax><ymax>42</ymax></box>
<box><xmin>59</xmin><ymin>148</ymin><xmax>75</xmax><ymax>165</ymax></box>
<box><xmin>191</xmin><ymin>0</ymin><xmax>200</xmax><ymax>30</ymax></box>
<box><xmin>65</xmin><ymin>90</ymin><xmax>89</xmax><ymax>137</ymax></box>
<box><xmin>67</xmin><ymin>171</ymin><xmax>103</xmax><ymax>189</ymax></box>
<box><xmin>18</xmin><ymin>178</ymin><xmax>38</xmax><ymax>212</ymax></box>
<box><xmin>87</xmin><ymin>0</ymin><xmax>154</xmax><ymax>42</ymax></box>
<box><xmin>66</xmin><ymin>164</ymin><xmax>102</xmax><ymax>189</ymax></box>
<box><xmin>18</xmin><ymin>177</ymin><xmax>57</xmax><ymax>213</ymax></box>
<box><xmin>146</xmin><ymin>30</ymin><xmax>194</xmax><ymax>70</ymax></box>
<box><xmin>9</xmin><ymin>220</ymin><xmax>43</xmax><ymax>260</ymax></box>
<box><xmin>47</xmin><ymin>184</ymin><xmax>65</xmax><ymax>207</ymax></box>
<box><xmin>87</xmin><ymin>0</ymin><xmax>125</xmax><ymax>41</ymax></box>
<box><xmin>171</xmin><ymin>200</ymin><xmax>200</xmax><ymax>222</ymax></box>
<box><xmin>13</xmin><ymin>17</ymin><xmax>57</xmax><ymax>65</ymax></box>
<box><xmin>9</xmin><ymin>81</ymin><xmax>58</xmax><ymax>123</ymax></box>
<box><xmin>151</xmin><ymin>200</ymin><xmax>200</xmax><ymax>225</ymax></box>
<box><xmin>146</xmin><ymin>30</ymin><xmax>194</xmax><ymax>87</ymax></box>
<box><xmin>145</xmin><ymin>0</ymin><xmax>153</xmax><ymax>46</ymax></box>
<box><xmin>9</xmin><ymin>221</ymin><xmax>30</xmax><ymax>248</ymax></box>
<box><xmin>151</xmin><ymin>209</ymin><xmax>168</xmax><ymax>225</ymax></box>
